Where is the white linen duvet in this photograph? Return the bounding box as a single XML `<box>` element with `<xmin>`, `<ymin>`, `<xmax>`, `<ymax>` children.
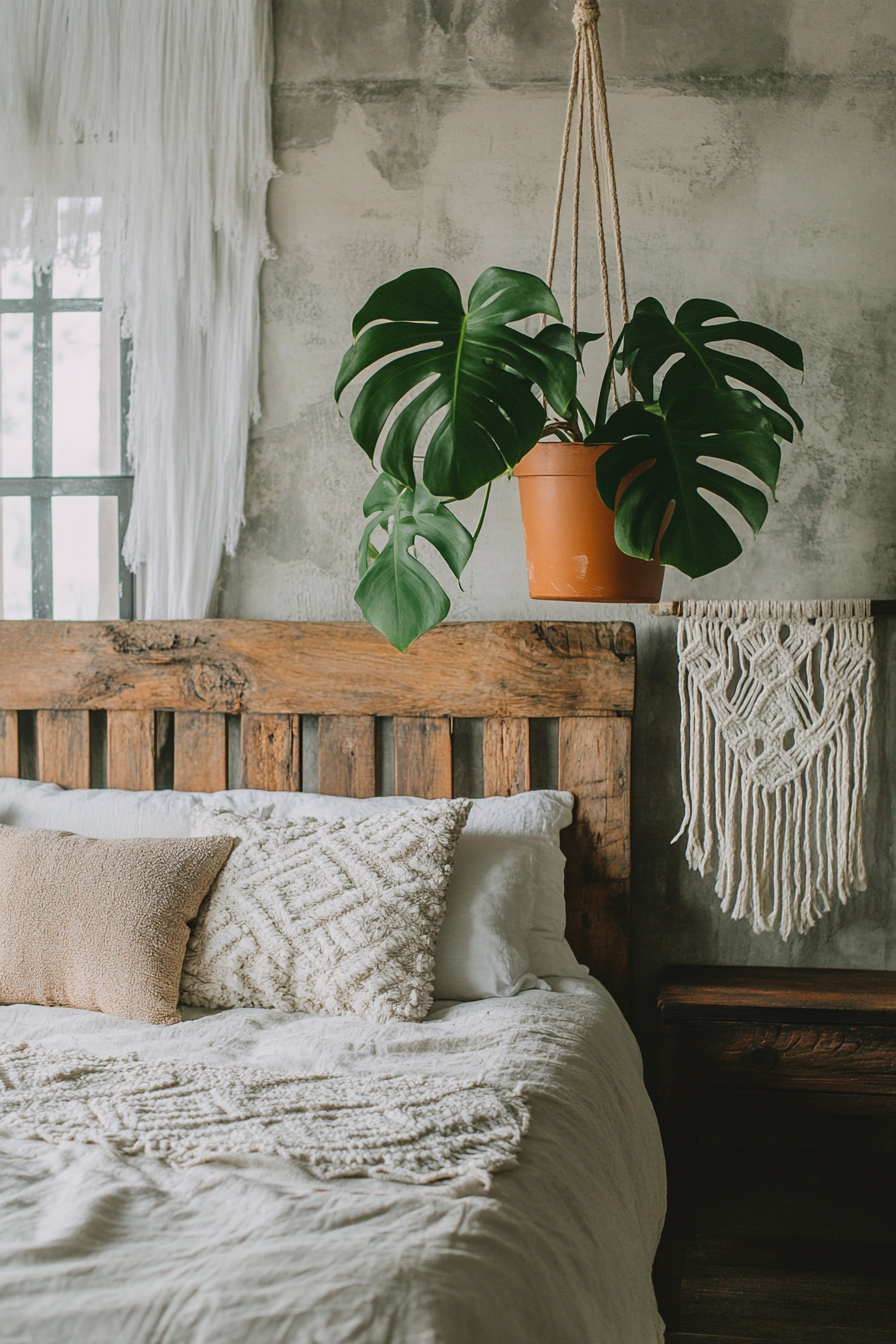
<box><xmin>0</xmin><ymin>982</ymin><xmax>665</xmax><ymax>1344</ymax></box>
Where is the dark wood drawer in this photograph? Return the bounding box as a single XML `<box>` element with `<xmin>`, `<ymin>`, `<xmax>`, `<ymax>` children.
<box><xmin>664</xmin><ymin>1019</ymin><xmax>896</xmax><ymax>1094</ymax></box>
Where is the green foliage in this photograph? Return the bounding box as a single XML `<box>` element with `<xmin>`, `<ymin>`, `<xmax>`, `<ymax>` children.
<box><xmin>336</xmin><ymin>265</ymin><xmax>577</xmax><ymax>649</ymax></box>
<box><xmin>337</xmin><ymin>269</ymin><xmax>804</xmax><ymax>645</ymax></box>
<box><xmin>589</xmin><ymin>297</ymin><xmax>803</xmax><ymax>577</ymax></box>
<box><xmin>354</xmin><ymin>474</ymin><xmax>474</xmax><ymax>654</ymax></box>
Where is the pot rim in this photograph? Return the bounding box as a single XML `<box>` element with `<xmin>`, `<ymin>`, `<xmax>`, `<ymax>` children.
<box><xmin>513</xmin><ymin>439</ymin><xmax>613</xmax><ymax>478</ymax></box>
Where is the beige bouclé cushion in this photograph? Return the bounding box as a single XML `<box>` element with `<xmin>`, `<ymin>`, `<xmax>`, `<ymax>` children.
<box><xmin>0</xmin><ymin>825</ymin><xmax>234</xmax><ymax>1025</ymax></box>
<box><xmin>182</xmin><ymin>799</ymin><xmax>472</xmax><ymax>1024</ymax></box>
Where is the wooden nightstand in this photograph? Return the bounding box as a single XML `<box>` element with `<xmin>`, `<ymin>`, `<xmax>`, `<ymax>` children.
<box><xmin>654</xmin><ymin>966</ymin><xmax>896</xmax><ymax>1344</ymax></box>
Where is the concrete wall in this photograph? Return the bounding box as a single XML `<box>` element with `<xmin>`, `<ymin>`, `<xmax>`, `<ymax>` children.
<box><xmin>221</xmin><ymin>0</ymin><xmax>896</xmax><ymax>1063</ymax></box>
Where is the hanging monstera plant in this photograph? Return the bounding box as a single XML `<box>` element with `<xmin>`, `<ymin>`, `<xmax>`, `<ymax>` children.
<box><xmin>336</xmin><ymin>1</ymin><xmax>805</xmax><ymax>648</ymax></box>
<box><xmin>335</xmin><ymin>266</ymin><xmax>577</xmax><ymax>650</ymax></box>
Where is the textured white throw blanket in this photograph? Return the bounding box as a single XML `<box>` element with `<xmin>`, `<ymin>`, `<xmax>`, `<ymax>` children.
<box><xmin>0</xmin><ymin>1042</ymin><xmax>527</xmax><ymax>1182</ymax></box>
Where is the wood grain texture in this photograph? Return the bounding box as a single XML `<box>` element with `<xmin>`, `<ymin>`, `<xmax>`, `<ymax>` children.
<box><xmin>666</xmin><ymin>1329</ymin><xmax>892</xmax><ymax>1344</ymax></box>
<box><xmin>318</xmin><ymin>715</ymin><xmax>375</xmax><ymax>798</ymax></box>
<box><xmin>659</xmin><ymin>966</ymin><xmax>896</xmax><ymax>1020</ymax></box>
<box><xmin>676</xmin><ymin>1235</ymin><xmax>896</xmax><ymax>1277</ymax></box>
<box><xmin>675</xmin><ymin>1243</ymin><xmax>896</xmax><ymax>1344</ymax></box>
<box><xmin>241</xmin><ymin>713</ymin><xmax>300</xmax><ymax>791</ymax></box>
<box><xmin>665</xmin><ymin>1334</ymin><xmax>774</xmax><ymax>1344</ymax></box>
<box><xmin>483</xmin><ymin>717</ymin><xmax>530</xmax><ymax>796</ymax></box>
<box><xmin>665</xmin><ymin>1020</ymin><xmax>896</xmax><ymax>1094</ymax></box>
<box><xmin>37</xmin><ymin>709</ymin><xmax>90</xmax><ymax>789</ymax></box>
<box><xmin>394</xmin><ymin>718</ymin><xmax>452</xmax><ymax>799</ymax></box>
<box><xmin>667</xmin><ymin>1086</ymin><xmax>896</xmax><ymax>1119</ymax></box>
<box><xmin>106</xmin><ymin>711</ymin><xmax>155</xmax><ymax>791</ymax></box>
<box><xmin>0</xmin><ymin>620</ymin><xmax>635</xmax><ymax>716</ymax></box>
<box><xmin>173</xmin><ymin>712</ymin><xmax>227</xmax><ymax>793</ymax></box>
<box><xmin>558</xmin><ymin>715</ymin><xmax>631</xmax><ymax>1013</ymax></box>
<box><xmin>0</xmin><ymin>710</ymin><xmax>17</xmax><ymax>777</ymax></box>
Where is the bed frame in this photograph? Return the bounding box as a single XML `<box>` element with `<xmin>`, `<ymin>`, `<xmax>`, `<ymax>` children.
<box><xmin>0</xmin><ymin>619</ymin><xmax>636</xmax><ymax>1013</ymax></box>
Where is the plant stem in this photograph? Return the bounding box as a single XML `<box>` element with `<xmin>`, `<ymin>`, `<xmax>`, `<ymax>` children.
<box><xmin>470</xmin><ymin>481</ymin><xmax>492</xmax><ymax>546</ymax></box>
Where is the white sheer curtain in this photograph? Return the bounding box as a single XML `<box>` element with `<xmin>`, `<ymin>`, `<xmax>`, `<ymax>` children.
<box><xmin>0</xmin><ymin>0</ymin><xmax>275</xmax><ymax>618</ymax></box>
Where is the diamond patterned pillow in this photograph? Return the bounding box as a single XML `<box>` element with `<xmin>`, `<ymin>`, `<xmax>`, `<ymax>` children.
<box><xmin>181</xmin><ymin>799</ymin><xmax>471</xmax><ymax>1023</ymax></box>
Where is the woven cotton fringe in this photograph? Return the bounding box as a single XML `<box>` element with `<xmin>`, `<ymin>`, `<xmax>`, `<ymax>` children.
<box><xmin>675</xmin><ymin>600</ymin><xmax>874</xmax><ymax>939</ymax></box>
<box><xmin>0</xmin><ymin>1042</ymin><xmax>529</xmax><ymax>1185</ymax></box>
<box><xmin>0</xmin><ymin>1</ymin><xmax>275</xmax><ymax>618</ymax></box>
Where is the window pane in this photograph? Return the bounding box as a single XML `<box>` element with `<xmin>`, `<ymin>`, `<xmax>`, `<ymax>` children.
<box><xmin>53</xmin><ymin>197</ymin><xmax>102</xmax><ymax>299</ymax></box>
<box><xmin>53</xmin><ymin>312</ymin><xmax>101</xmax><ymax>474</ymax></box>
<box><xmin>97</xmin><ymin>496</ymin><xmax>120</xmax><ymax>619</ymax></box>
<box><xmin>0</xmin><ymin>256</ymin><xmax>33</xmax><ymax>299</ymax></box>
<box><xmin>2</xmin><ymin>497</ymin><xmax>32</xmax><ymax>618</ymax></box>
<box><xmin>52</xmin><ymin>496</ymin><xmax>101</xmax><ymax>619</ymax></box>
<box><xmin>0</xmin><ymin>314</ymin><xmax>33</xmax><ymax>476</ymax></box>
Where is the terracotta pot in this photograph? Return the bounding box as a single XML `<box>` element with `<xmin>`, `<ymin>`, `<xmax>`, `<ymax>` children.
<box><xmin>513</xmin><ymin>440</ymin><xmax>664</xmax><ymax>603</ymax></box>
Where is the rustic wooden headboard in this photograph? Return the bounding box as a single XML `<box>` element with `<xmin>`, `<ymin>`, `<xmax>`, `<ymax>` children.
<box><xmin>0</xmin><ymin>619</ymin><xmax>636</xmax><ymax>1013</ymax></box>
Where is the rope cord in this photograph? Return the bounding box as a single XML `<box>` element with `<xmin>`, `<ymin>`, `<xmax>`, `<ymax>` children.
<box><xmin>583</xmin><ymin>30</ymin><xmax>613</xmax><ymax>380</ymax></box>
<box><xmin>544</xmin><ymin>41</ymin><xmax>579</xmax><ymax>298</ymax></box>
<box><xmin>570</xmin><ymin>47</ymin><xmax>586</xmax><ymax>337</ymax></box>
<box><xmin>546</xmin><ymin>0</ymin><xmax>632</xmax><ymax>415</ymax></box>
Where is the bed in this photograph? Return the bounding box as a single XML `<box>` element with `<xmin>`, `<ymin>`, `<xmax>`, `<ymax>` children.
<box><xmin>0</xmin><ymin>618</ymin><xmax>666</xmax><ymax>1344</ymax></box>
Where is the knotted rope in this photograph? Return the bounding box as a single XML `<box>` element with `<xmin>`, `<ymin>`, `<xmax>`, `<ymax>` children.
<box><xmin>675</xmin><ymin>601</ymin><xmax>875</xmax><ymax>940</ymax></box>
<box><xmin>545</xmin><ymin>0</ymin><xmax>630</xmax><ymax>410</ymax></box>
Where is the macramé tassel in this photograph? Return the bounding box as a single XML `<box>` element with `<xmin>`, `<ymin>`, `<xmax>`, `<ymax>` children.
<box><xmin>675</xmin><ymin>600</ymin><xmax>874</xmax><ymax>939</ymax></box>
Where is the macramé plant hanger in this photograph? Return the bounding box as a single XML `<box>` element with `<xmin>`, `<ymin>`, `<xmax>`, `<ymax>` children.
<box><xmin>546</xmin><ymin>0</ymin><xmax>630</xmax><ymax>418</ymax></box>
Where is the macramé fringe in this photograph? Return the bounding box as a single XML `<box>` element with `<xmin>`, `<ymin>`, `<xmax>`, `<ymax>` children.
<box><xmin>675</xmin><ymin>599</ymin><xmax>874</xmax><ymax>939</ymax></box>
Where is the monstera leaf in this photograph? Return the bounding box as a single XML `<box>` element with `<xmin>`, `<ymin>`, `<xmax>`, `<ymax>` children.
<box><xmin>591</xmin><ymin>297</ymin><xmax>803</xmax><ymax>576</ymax></box>
<box><xmin>354</xmin><ymin>473</ymin><xmax>474</xmax><ymax>653</ymax></box>
<box><xmin>594</xmin><ymin>361</ymin><xmax>784</xmax><ymax>577</ymax></box>
<box><xmin>601</xmin><ymin>295</ymin><xmax>803</xmax><ymax>432</ymax></box>
<box><xmin>335</xmin><ymin>266</ymin><xmax>577</xmax><ymax>500</ymax></box>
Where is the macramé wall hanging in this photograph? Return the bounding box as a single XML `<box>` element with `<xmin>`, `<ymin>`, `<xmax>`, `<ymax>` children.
<box><xmin>676</xmin><ymin>600</ymin><xmax>874</xmax><ymax>940</ymax></box>
<box><xmin>0</xmin><ymin>0</ymin><xmax>275</xmax><ymax>619</ymax></box>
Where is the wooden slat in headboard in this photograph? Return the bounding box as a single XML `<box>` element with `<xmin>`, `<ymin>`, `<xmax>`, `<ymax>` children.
<box><xmin>559</xmin><ymin>716</ymin><xmax>631</xmax><ymax>1009</ymax></box>
<box><xmin>37</xmin><ymin>710</ymin><xmax>90</xmax><ymax>789</ymax></box>
<box><xmin>0</xmin><ymin>710</ymin><xmax>18</xmax><ymax>778</ymax></box>
<box><xmin>241</xmin><ymin>714</ymin><xmax>300</xmax><ymax>792</ymax></box>
<box><xmin>107</xmin><ymin>711</ymin><xmax>155</xmax><ymax>791</ymax></box>
<box><xmin>394</xmin><ymin>718</ymin><xmax>453</xmax><ymax>799</ymax></box>
<box><xmin>173</xmin><ymin>712</ymin><xmax>227</xmax><ymax>792</ymax></box>
<box><xmin>483</xmin><ymin>718</ymin><xmax>530</xmax><ymax>796</ymax></box>
<box><xmin>318</xmin><ymin>716</ymin><xmax>375</xmax><ymax>798</ymax></box>
<box><xmin>0</xmin><ymin>620</ymin><xmax>636</xmax><ymax>1014</ymax></box>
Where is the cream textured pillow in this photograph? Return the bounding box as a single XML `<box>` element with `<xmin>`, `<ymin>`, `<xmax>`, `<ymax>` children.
<box><xmin>0</xmin><ymin>825</ymin><xmax>233</xmax><ymax>1026</ymax></box>
<box><xmin>183</xmin><ymin>799</ymin><xmax>472</xmax><ymax>1023</ymax></box>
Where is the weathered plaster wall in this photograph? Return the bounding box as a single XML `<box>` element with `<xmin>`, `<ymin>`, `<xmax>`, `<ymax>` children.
<box><xmin>221</xmin><ymin>0</ymin><xmax>896</xmax><ymax>1057</ymax></box>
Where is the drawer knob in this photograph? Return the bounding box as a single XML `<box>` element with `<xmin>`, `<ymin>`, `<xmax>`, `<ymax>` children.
<box><xmin>746</xmin><ymin>1044</ymin><xmax>778</xmax><ymax>1072</ymax></box>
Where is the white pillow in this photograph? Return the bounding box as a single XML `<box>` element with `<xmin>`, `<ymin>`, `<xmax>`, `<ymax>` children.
<box><xmin>184</xmin><ymin>800</ymin><xmax>471</xmax><ymax>1023</ymax></box>
<box><xmin>0</xmin><ymin>779</ymin><xmax>587</xmax><ymax>995</ymax></box>
<box><xmin>0</xmin><ymin>778</ymin><xmax>195</xmax><ymax>839</ymax></box>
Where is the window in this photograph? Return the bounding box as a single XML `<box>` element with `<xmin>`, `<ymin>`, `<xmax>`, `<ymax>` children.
<box><xmin>0</xmin><ymin>200</ymin><xmax>134</xmax><ymax>619</ymax></box>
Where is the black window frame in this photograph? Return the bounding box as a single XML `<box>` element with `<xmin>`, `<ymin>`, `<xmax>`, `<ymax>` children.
<box><xmin>0</xmin><ymin>265</ymin><xmax>135</xmax><ymax>619</ymax></box>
